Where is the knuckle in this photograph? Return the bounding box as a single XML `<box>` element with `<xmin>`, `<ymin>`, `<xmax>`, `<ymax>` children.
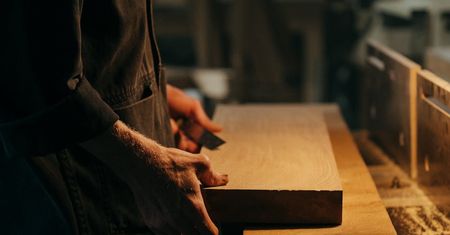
<box><xmin>198</xmin><ymin>154</ymin><xmax>211</xmax><ymax>167</ymax></box>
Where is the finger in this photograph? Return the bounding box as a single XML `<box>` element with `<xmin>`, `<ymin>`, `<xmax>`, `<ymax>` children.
<box><xmin>178</xmin><ymin>134</ymin><xmax>189</xmax><ymax>151</ymax></box>
<box><xmin>183</xmin><ymin>191</ymin><xmax>219</xmax><ymax>235</ymax></box>
<box><xmin>198</xmin><ymin>170</ymin><xmax>229</xmax><ymax>187</ymax></box>
<box><xmin>185</xmin><ymin>138</ymin><xmax>200</xmax><ymax>154</ymax></box>
<box><xmin>170</xmin><ymin>118</ymin><xmax>179</xmax><ymax>134</ymax></box>
<box><xmin>177</xmin><ymin>131</ymin><xmax>200</xmax><ymax>153</ymax></box>
<box><xmin>194</xmin><ymin>155</ymin><xmax>229</xmax><ymax>187</ymax></box>
<box><xmin>174</xmin><ymin>131</ymin><xmax>182</xmax><ymax>148</ymax></box>
<box><xmin>192</xmin><ymin>102</ymin><xmax>222</xmax><ymax>133</ymax></box>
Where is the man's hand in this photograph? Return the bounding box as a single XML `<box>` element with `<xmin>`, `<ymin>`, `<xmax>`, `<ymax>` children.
<box><xmin>136</xmin><ymin>147</ymin><xmax>228</xmax><ymax>235</ymax></box>
<box><xmin>167</xmin><ymin>85</ymin><xmax>221</xmax><ymax>153</ymax></box>
<box><xmin>81</xmin><ymin>121</ymin><xmax>228</xmax><ymax>235</ymax></box>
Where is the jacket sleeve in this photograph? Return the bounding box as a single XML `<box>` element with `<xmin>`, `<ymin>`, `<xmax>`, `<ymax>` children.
<box><xmin>0</xmin><ymin>1</ymin><xmax>119</xmax><ymax>158</ymax></box>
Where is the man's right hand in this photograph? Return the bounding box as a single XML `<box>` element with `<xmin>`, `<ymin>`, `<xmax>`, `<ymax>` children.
<box><xmin>81</xmin><ymin>121</ymin><xmax>228</xmax><ymax>235</ymax></box>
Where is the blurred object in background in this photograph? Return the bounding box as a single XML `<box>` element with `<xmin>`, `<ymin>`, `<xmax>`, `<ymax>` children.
<box><xmin>425</xmin><ymin>47</ymin><xmax>450</xmax><ymax>82</ymax></box>
<box><xmin>153</xmin><ymin>0</ymin><xmax>378</xmax><ymax>128</ymax></box>
<box><xmin>192</xmin><ymin>69</ymin><xmax>231</xmax><ymax>101</ymax></box>
<box><xmin>325</xmin><ymin>0</ymin><xmax>374</xmax><ymax>129</ymax></box>
<box><xmin>154</xmin><ymin>0</ymin><xmax>327</xmax><ymax>104</ymax></box>
<box><xmin>355</xmin><ymin>0</ymin><xmax>450</xmax><ymax>128</ymax></box>
<box><xmin>154</xmin><ymin>0</ymin><xmax>450</xmax><ymax>129</ymax></box>
<box><xmin>230</xmin><ymin>0</ymin><xmax>325</xmax><ymax>103</ymax></box>
<box><xmin>165</xmin><ymin>67</ymin><xmax>232</xmax><ymax>115</ymax></box>
<box><xmin>361</xmin><ymin>0</ymin><xmax>450</xmax><ymax>64</ymax></box>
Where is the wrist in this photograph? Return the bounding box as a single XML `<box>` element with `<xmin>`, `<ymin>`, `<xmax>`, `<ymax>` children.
<box><xmin>111</xmin><ymin>121</ymin><xmax>168</xmax><ymax>165</ymax></box>
<box><xmin>80</xmin><ymin>120</ymin><xmax>168</xmax><ymax>184</ymax></box>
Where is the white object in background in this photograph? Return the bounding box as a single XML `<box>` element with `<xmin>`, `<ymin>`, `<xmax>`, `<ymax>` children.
<box><xmin>192</xmin><ymin>69</ymin><xmax>230</xmax><ymax>100</ymax></box>
<box><xmin>183</xmin><ymin>88</ymin><xmax>203</xmax><ymax>101</ymax></box>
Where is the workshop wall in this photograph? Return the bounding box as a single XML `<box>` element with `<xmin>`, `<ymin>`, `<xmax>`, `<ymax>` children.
<box><xmin>153</xmin><ymin>0</ymin><xmax>450</xmax><ymax>129</ymax></box>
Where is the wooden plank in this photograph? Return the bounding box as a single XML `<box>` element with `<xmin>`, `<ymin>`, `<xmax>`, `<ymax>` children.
<box><xmin>425</xmin><ymin>47</ymin><xmax>450</xmax><ymax>82</ymax></box>
<box><xmin>202</xmin><ymin>104</ymin><xmax>343</xmax><ymax>224</ymax></box>
<box><xmin>244</xmin><ymin>105</ymin><xmax>396</xmax><ymax>235</ymax></box>
<box><xmin>417</xmin><ymin>70</ymin><xmax>450</xmax><ymax>185</ymax></box>
<box><xmin>365</xmin><ymin>40</ymin><xmax>421</xmax><ymax>178</ymax></box>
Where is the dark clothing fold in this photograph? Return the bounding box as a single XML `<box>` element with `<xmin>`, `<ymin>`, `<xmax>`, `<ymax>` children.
<box><xmin>0</xmin><ymin>0</ymin><xmax>174</xmax><ymax>234</ymax></box>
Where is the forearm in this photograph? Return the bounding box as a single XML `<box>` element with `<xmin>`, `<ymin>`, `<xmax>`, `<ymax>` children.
<box><xmin>80</xmin><ymin>120</ymin><xmax>168</xmax><ymax>186</ymax></box>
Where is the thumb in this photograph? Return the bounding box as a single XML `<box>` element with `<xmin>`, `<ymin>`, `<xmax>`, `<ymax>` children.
<box><xmin>194</xmin><ymin>154</ymin><xmax>228</xmax><ymax>187</ymax></box>
<box><xmin>170</xmin><ymin>118</ymin><xmax>179</xmax><ymax>134</ymax></box>
<box><xmin>193</xmin><ymin>104</ymin><xmax>222</xmax><ymax>133</ymax></box>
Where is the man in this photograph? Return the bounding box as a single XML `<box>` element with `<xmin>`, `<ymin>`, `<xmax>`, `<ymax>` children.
<box><xmin>0</xmin><ymin>1</ymin><xmax>228</xmax><ymax>234</ymax></box>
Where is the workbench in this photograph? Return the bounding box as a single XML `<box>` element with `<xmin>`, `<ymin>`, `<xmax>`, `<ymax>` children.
<box><xmin>233</xmin><ymin>104</ymin><xmax>396</xmax><ymax>234</ymax></box>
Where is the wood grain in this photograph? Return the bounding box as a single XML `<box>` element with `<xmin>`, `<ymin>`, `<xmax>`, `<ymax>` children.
<box><xmin>202</xmin><ymin>104</ymin><xmax>343</xmax><ymax>224</ymax></box>
<box><xmin>417</xmin><ymin>70</ymin><xmax>450</xmax><ymax>186</ymax></box>
<box><xmin>365</xmin><ymin>40</ymin><xmax>421</xmax><ymax>178</ymax></box>
<box><xmin>244</xmin><ymin>105</ymin><xmax>396</xmax><ymax>235</ymax></box>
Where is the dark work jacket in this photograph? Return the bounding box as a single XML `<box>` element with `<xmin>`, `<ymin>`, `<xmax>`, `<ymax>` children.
<box><xmin>0</xmin><ymin>1</ymin><xmax>174</xmax><ymax>234</ymax></box>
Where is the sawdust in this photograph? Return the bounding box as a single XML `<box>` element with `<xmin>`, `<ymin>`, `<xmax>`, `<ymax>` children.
<box><xmin>354</xmin><ymin>132</ymin><xmax>450</xmax><ymax>235</ymax></box>
<box><xmin>388</xmin><ymin>206</ymin><xmax>450</xmax><ymax>235</ymax></box>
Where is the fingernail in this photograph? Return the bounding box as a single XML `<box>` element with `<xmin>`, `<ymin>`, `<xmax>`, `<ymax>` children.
<box><xmin>222</xmin><ymin>174</ymin><xmax>229</xmax><ymax>183</ymax></box>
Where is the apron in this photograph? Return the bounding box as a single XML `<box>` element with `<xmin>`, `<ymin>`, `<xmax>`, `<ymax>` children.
<box><xmin>1</xmin><ymin>1</ymin><xmax>173</xmax><ymax>234</ymax></box>
<box><xmin>29</xmin><ymin>66</ymin><xmax>174</xmax><ymax>235</ymax></box>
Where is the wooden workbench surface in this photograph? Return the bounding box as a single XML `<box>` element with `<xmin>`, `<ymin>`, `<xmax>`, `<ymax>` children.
<box><xmin>243</xmin><ymin>104</ymin><xmax>396</xmax><ymax>235</ymax></box>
